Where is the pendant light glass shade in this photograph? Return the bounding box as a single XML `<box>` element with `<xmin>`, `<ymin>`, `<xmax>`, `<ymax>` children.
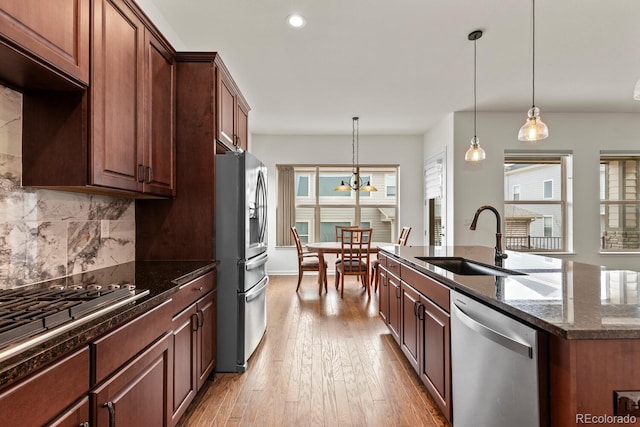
<box><xmin>518</xmin><ymin>106</ymin><xmax>549</xmax><ymax>141</ymax></box>
<box><xmin>634</xmin><ymin>79</ymin><xmax>640</xmax><ymax>100</ymax></box>
<box><xmin>518</xmin><ymin>0</ymin><xmax>549</xmax><ymax>142</ymax></box>
<box><xmin>465</xmin><ymin>136</ymin><xmax>486</xmax><ymax>161</ymax></box>
<box><xmin>465</xmin><ymin>30</ymin><xmax>485</xmax><ymax>162</ymax></box>
<box><xmin>333</xmin><ymin>117</ymin><xmax>378</xmax><ymax>192</ymax></box>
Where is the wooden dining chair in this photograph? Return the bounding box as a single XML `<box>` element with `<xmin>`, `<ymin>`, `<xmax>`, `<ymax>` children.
<box><xmin>371</xmin><ymin>226</ymin><xmax>411</xmax><ymax>292</ymax></box>
<box><xmin>291</xmin><ymin>227</ymin><xmax>327</xmax><ymax>291</ymax></box>
<box><xmin>335</xmin><ymin>228</ymin><xmax>373</xmax><ymax>298</ymax></box>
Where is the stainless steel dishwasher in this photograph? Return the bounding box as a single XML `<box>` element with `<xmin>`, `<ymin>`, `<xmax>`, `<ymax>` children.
<box><xmin>450</xmin><ymin>290</ymin><xmax>546</xmax><ymax>427</ymax></box>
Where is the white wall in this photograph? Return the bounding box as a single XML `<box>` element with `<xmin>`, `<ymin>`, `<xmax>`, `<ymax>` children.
<box><xmin>252</xmin><ymin>134</ymin><xmax>424</xmax><ymax>275</ymax></box>
<box><xmin>440</xmin><ymin>111</ymin><xmax>640</xmax><ymax>270</ymax></box>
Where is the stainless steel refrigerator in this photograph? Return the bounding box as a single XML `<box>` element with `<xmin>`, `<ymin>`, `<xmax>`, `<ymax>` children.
<box><xmin>216</xmin><ymin>150</ymin><xmax>268</xmax><ymax>372</ymax></box>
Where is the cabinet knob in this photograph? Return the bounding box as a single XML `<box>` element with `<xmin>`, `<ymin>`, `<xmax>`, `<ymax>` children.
<box><xmin>146</xmin><ymin>166</ymin><xmax>153</xmax><ymax>184</ymax></box>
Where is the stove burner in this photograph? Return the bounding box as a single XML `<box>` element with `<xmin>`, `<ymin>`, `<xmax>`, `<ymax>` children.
<box><xmin>0</xmin><ymin>286</ymin><xmax>147</xmax><ymax>352</ymax></box>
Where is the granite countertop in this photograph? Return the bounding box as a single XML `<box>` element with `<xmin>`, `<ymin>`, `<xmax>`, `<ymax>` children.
<box><xmin>379</xmin><ymin>245</ymin><xmax>640</xmax><ymax>340</ymax></box>
<box><xmin>0</xmin><ymin>260</ymin><xmax>216</xmax><ymax>388</ymax></box>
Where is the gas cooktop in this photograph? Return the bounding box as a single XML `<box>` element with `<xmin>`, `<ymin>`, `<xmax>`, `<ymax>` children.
<box><xmin>0</xmin><ymin>283</ymin><xmax>149</xmax><ymax>363</ymax></box>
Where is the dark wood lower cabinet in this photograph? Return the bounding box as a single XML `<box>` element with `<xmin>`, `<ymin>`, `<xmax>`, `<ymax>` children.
<box><xmin>0</xmin><ymin>347</ymin><xmax>89</xmax><ymax>426</ymax></box>
<box><xmin>419</xmin><ymin>297</ymin><xmax>450</xmax><ymax>419</ymax></box>
<box><xmin>92</xmin><ymin>332</ymin><xmax>173</xmax><ymax>427</ymax></box>
<box><xmin>400</xmin><ymin>282</ymin><xmax>420</xmax><ymax>371</ymax></box>
<box><xmin>378</xmin><ymin>255</ymin><xmax>452</xmax><ymax>423</ymax></box>
<box><xmin>387</xmin><ymin>271</ymin><xmax>401</xmax><ymax>344</ymax></box>
<box><xmin>171</xmin><ymin>289</ymin><xmax>216</xmax><ymax>424</ymax></box>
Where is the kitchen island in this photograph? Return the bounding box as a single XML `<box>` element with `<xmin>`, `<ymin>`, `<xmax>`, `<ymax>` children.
<box><xmin>379</xmin><ymin>245</ymin><xmax>640</xmax><ymax>426</ymax></box>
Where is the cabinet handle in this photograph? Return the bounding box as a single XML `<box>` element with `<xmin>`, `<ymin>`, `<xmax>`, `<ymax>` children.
<box><xmin>104</xmin><ymin>401</ymin><xmax>115</xmax><ymax>427</ymax></box>
<box><xmin>194</xmin><ymin>286</ymin><xmax>203</xmax><ymax>292</ymax></box>
<box><xmin>137</xmin><ymin>164</ymin><xmax>145</xmax><ymax>183</ymax></box>
<box><xmin>417</xmin><ymin>304</ymin><xmax>425</xmax><ymax>321</ymax></box>
<box><xmin>395</xmin><ymin>285</ymin><xmax>401</xmax><ymax>299</ymax></box>
<box><xmin>79</xmin><ymin>423</ymin><xmax>90</xmax><ymax>427</ymax></box>
<box><xmin>232</xmin><ymin>134</ymin><xmax>238</xmax><ymax>146</ymax></box>
<box><xmin>197</xmin><ymin>309</ymin><xmax>204</xmax><ymax>328</ymax></box>
<box><xmin>146</xmin><ymin>166</ymin><xmax>153</xmax><ymax>184</ymax></box>
<box><xmin>191</xmin><ymin>313</ymin><xmax>199</xmax><ymax>332</ymax></box>
<box><xmin>413</xmin><ymin>300</ymin><xmax>419</xmax><ymax>317</ymax></box>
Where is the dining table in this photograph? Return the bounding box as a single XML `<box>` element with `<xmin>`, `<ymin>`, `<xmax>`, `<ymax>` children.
<box><xmin>304</xmin><ymin>241</ymin><xmax>395</xmax><ymax>294</ymax></box>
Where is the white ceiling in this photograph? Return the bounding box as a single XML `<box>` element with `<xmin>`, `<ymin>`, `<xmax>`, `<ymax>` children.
<box><xmin>146</xmin><ymin>0</ymin><xmax>640</xmax><ymax>135</ymax></box>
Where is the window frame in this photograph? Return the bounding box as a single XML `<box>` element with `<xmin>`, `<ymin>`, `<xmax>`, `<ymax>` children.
<box><xmin>599</xmin><ymin>154</ymin><xmax>640</xmax><ymax>252</ymax></box>
<box><xmin>277</xmin><ymin>164</ymin><xmax>399</xmax><ymax>245</ymax></box>
<box><xmin>543</xmin><ymin>179</ymin><xmax>553</xmax><ymax>199</ymax></box>
<box><xmin>504</xmin><ymin>154</ymin><xmax>569</xmax><ymax>253</ymax></box>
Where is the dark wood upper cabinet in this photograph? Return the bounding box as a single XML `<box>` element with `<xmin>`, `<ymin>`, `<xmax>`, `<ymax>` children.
<box><xmin>216</xmin><ymin>58</ymin><xmax>250</xmax><ymax>152</ymax></box>
<box><xmin>90</xmin><ymin>0</ymin><xmax>175</xmax><ymax>196</ymax></box>
<box><xmin>22</xmin><ymin>0</ymin><xmax>176</xmax><ymax>198</ymax></box>
<box><xmin>0</xmin><ymin>0</ymin><xmax>89</xmax><ymax>89</ymax></box>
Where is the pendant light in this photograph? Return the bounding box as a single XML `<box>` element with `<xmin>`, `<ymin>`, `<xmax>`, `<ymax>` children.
<box><xmin>465</xmin><ymin>30</ymin><xmax>486</xmax><ymax>162</ymax></box>
<box><xmin>518</xmin><ymin>0</ymin><xmax>549</xmax><ymax>141</ymax></box>
<box><xmin>334</xmin><ymin>117</ymin><xmax>378</xmax><ymax>192</ymax></box>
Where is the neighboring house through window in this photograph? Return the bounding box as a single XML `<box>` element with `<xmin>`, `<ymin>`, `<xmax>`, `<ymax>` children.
<box><xmin>504</xmin><ymin>153</ymin><xmax>571</xmax><ymax>252</ymax></box>
<box><xmin>277</xmin><ymin>165</ymin><xmax>399</xmax><ymax>245</ymax></box>
<box><xmin>600</xmin><ymin>153</ymin><xmax>640</xmax><ymax>251</ymax></box>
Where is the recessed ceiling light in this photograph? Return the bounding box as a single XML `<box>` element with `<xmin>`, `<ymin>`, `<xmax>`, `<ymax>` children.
<box><xmin>287</xmin><ymin>14</ymin><xmax>306</xmax><ymax>28</ymax></box>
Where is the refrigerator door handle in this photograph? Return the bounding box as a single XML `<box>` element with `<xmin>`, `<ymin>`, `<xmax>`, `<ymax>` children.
<box><xmin>246</xmin><ymin>276</ymin><xmax>269</xmax><ymax>302</ymax></box>
<box><xmin>452</xmin><ymin>301</ymin><xmax>532</xmax><ymax>358</ymax></box>
<box><xmin>245</xmin><ymin>252</ymin><xmax>269</xmax><ymax>271</ymax></box>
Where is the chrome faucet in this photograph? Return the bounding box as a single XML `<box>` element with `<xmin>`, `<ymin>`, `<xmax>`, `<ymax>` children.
<box><xmin>470</xmin><ymin>205</ymin><xmax>508</xmax><ymax>266</ymax></box>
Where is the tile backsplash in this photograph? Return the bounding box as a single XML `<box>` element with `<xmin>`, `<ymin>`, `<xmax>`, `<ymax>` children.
<box><xmin>0</xmin><ymin>85</ymin><xmax>135</xmax><ymax>288</ymax></box>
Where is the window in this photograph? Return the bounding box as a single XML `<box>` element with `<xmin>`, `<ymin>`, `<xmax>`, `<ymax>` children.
<box><xmin>386</xmin><ymin>174</ymin><xmax>397</xmax><ymax>197</ymax></box>
<box><xmin>276</xmin><ymin>165</ymin><xmax>398</xmax><ymax>245</ymax></box>
<box><xmin>600</xmin><ymin>154</ymin><xmax>640</xmax><ymax>251</ymax></box>
<box><xmin>504</xmin><ymin>154</ymin><xmax>570</xmax><ymax>252</ymax></box>
<box><xmin>296</xmin><ymin>173</ymin><xmax>310</xmax><ymax>197</ymax></box>
<box><xmin>513</xmin><ymin>185</ymin><xmax>521</xmax><ymax>201</ymax></box>
<box><xmin>295</xmin><ymin>221</ymin><xmax>310</xmax><ymax>243</ymax></box>
<box><xmin>543</xmin><ymin>216</ymin><xmax>553</xmax><ymax>237</ymax></box>
<box><xmin>543</xmin><ymin>180</ymin><xmax>553</xmax><ymax>199</ymax></box>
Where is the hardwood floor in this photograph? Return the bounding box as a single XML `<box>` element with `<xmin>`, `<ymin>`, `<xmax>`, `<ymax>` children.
<box><xmin>178</xmin><ymin>275</ymin><xmax>450</xmax><ymax>427</ymax></box>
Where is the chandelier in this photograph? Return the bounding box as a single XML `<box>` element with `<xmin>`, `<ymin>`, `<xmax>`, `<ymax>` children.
<box><xmin>334</xmin><ymin>117</ymin><xmax>378</xmax><ymax>192</ymax></box>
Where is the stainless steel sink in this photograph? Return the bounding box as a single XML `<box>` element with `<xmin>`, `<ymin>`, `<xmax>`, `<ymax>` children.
<box><xmin>415</xmin><ymin>257</ymin><xmax>526</xmax><ymax>276</ymax></box>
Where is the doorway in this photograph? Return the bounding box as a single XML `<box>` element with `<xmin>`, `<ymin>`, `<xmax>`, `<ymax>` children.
<box><xmin>424</xmin><ymin>151</ymin><xmax>446</xmax><ymax>246</ymax></box>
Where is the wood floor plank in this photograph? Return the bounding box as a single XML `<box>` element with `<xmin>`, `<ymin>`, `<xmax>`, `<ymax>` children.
<box><xmin>178</xmin><ymin>275</ymin><xmax>450</xmax><ymax>427</ymax></box>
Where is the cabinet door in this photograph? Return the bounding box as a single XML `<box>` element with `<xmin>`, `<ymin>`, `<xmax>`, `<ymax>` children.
<box><xmin>400</xmin><ymin>282</ymin><xmax>420</xmax><ymax>373</ymax></box>
<box><xmin>92</xmin><ymin>333</ymin><xmax>172</xmax><ymax>427</ymax></box>
<box><xmin>236</xmin><ymin>100</ymin><xmax>249</xmax><ymax>151</ymax></box>
<box><xmin>378</xmin><ymin>267</ymin><xmax>389</xmax><ymax>323</ymax></box>
<box><xmin>217</xmin><ymin>70</ymin><xmax>236</xmax><ymax>148</ymax></box>
<box><xmin>171</xmin><ymin>303</ymin><xmax>197</xmax><ymax>424</ymax></box>
<box><xmin>196</xmin><ymin>290</ymin><xmax>216</xmax><ymax>389</ymax></box>
<box><xmin>387</xmin><ymin>273</ymin><xmax>401</xmax><ymax>344</ymax></box>
<box><xmin>419</xmin><ymin>298</ymin><xmax>451</xmax><ymax>421</ymax></box>
<box><xmin>0</xmin><ymin>0</ymin><xmax>90</xmax><ymax>86</ymax></box>
<box><xmin>47</xmin><ymin>397</ymin><xmax>90</xmax><ymax>427</ymax></box>
<box><xmin>90</xmin><ymin>0</ymin><xmax>144</xmax><ymax>192</ymax></box>
<box><xmin>144</xmin><ymin>29</ymin><xmax>176</xmax><ymax>197</ymax></box>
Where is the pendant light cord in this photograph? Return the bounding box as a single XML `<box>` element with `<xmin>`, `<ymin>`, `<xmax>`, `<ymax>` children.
<box><xmin>473</xmin><ymin>36</ymin><xmax>477</xmax><ymax>138</ymax></box>
<box><xmin>531</xmin><ymin>0</ymin><xmax>536</xmax><ymax>108</ymax></box>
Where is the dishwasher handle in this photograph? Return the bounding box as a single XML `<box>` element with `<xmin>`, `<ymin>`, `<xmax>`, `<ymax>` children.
<box><xmin>452</xmin><ymin>301</ymin><xmax>532</xmax><ymax>359</ymax></box>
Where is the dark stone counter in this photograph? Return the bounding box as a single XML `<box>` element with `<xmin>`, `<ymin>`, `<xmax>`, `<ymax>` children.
<box><xmin>379</xmin><ymin>245</ymin><xmax>640</xmax><ymax>339</ymax></box>
<box><xmin>0</xmin><ymin>260</ymin><xmax>216</xmax><ymax>389</ymax></box>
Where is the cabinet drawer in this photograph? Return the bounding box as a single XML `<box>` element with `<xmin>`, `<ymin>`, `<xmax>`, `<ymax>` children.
<box><xmin>92</xmin><ymin>299</ymin><xmax>172</xmax><ymax>385</ymax></box>
<box><xmin>386</xmin><ymin>256</ymin><xmax>401</xmax><ymax>278</ymax></box>
<box><xmin>401</xmin><ymin>265</ymin><xmax>450</xmax><ymax>313</ymax></box>
<box><xmin>171</xmin><ymin>271</ymin><xmax>215</xmax><ymax>315</ymax></box>
<box><xmin>0</xmin><ymin>347</ymin><xmax>89</xmax><ymax>426</ymax></box>
<box><xmin>378</xmin><ymin>252</ymin><xmax>388</xmax><ymax>268</ymax></box>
